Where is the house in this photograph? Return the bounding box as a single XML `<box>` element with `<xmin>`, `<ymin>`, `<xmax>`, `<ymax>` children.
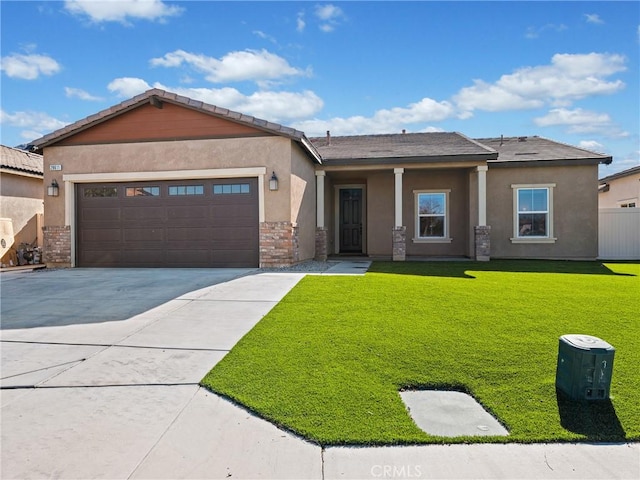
<box><xmin>598</xmin><ymin>165</ymin><xmax>640</xmax><ymax>208</ymax></box>
<box><xmin>31</xmin><ymin>89</ymin><xmax>612</xmax><ymax>268</ymax></box>
<box><xmin>0</xmin><ymin>145</ymin><xmax>44</xmax><ymax>266</ymax></box>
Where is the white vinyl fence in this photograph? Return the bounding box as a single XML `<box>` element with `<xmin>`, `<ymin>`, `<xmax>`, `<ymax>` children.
<box><xmin>598</xmin><ymin>208</ymin><xmax>640</xmax><ymax>260</ymax></box>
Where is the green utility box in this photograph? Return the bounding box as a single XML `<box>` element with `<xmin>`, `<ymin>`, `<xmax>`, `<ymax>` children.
<box><xmin>556</xmin><ymin>334</ymin><xmax>615</xmax><ymax>401</ymax></box>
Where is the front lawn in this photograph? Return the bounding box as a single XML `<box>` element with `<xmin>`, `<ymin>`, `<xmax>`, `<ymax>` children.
<box><xmin>201</xmin><ymin>261</ymin><xmax>640</xmax><ymax>445</ymax></box>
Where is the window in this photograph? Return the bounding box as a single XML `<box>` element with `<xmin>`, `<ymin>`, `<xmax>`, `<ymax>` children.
<box><xmin>213</xmin><ymin>183</ymin><xmax>250</xmax><ymax>194</ymax></box>
<box><xmin>512</xmin><ymin>184</ymin><xmax>556</xmax><ymax>243</ymax></box>
<box><xmin>84</xmin><ymin>186</ymin><xmax>117</xmax><ymax>198</ymax></box>
<box><xmin>414</xmin><ymin>190</ymin><xmax>450</xmax><ymax>242</ymax></box>
<box><xmin>126</xmin><ymin>186</ymin><xmax>160</xmax><ymax>197</ymax></box>
<box><xmin>168</xmin><ymin>185</ymin><xmax>204</xmax><ymax>196</ymax></box>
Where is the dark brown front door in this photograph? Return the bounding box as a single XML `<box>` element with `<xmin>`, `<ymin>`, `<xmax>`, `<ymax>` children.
<box><xmin>76</xmin><ymin>178</ymin><xmax>259</xmax><ymax>267</ymax></box>
<box><xmin>339</xmin><ymin>188</ymin><xmax>363</xmax><ymax>253</ymax></box>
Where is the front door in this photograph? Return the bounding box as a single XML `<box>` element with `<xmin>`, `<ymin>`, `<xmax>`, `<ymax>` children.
<box><xmin>339</xmin><ymin>188</ymin><xmax>363</xmax><ymax>253</ymax></box>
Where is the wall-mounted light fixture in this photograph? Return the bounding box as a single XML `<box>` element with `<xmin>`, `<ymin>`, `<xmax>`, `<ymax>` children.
<box><xmin>47</xmin><ymin>179</ymin><xmax>59</xmax><ymax>197</ymax></box>
<box><xmin>269</xmin><ymin>171</ymin><xmax>279</xmax><ymax>191</ymax></box>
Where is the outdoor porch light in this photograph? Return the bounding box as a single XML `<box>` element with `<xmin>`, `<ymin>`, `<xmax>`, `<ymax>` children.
<box><xmin>269</xmin><ymin>171</ymin><xmax>279</xmax><ymax>191</ymax></box>
<box><xmin>47</xmin><ymin>179</ymin><xmax>59</xmax><ymax>197</ymax></box>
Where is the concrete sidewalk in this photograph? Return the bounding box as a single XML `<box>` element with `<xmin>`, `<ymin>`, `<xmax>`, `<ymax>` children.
<box><xmin>1</xmin><ymin>266</ymin><xmax>638</xmax><ymax>479</ymax></box>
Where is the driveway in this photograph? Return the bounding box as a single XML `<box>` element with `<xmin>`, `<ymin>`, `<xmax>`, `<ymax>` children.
<box><xmin>1</xmin><ymin>268</ymin><xmax>321</xmax><ymax>479</ymax></box>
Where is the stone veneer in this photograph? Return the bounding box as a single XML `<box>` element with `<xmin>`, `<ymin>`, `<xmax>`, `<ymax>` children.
<box><xmin>392</xmin><ymin>226</ymin><xmax>406</xmax><ymax>261</ymax></box>
<box><xmin>43</xmin><ymin>225</ymin><xmax>71</xmax><ymax>267</ymax></box>
<box><xmin>315</xmin><ymin>227</ymin><xmax>328</xmax><ymax>261</ymax></box>
<box><xmin>474</xmin><ymin>225</ymin><xmax>491</xmax><ymax>261</ymax></box>
<box><xmin>260</xmin><ymin>221</ymin><xmax>299</xmax><ymax>267</ymax></box>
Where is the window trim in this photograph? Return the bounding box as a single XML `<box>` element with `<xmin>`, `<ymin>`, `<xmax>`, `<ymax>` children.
<box><xmin>511</xmin><ymin>183</ymin><xmax>557</xmax><ymax>244</ymax></box>
<box><xmin>412</xmin><ymin>189</ymin><xmax>452</xmax><ymax>243</ymax></box>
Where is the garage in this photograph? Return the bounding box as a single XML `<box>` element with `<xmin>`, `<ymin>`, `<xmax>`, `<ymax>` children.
<box><xmin>76</xmin><ymin>178</ymin><xmax>259</xmax><ymax>267</ymax></box>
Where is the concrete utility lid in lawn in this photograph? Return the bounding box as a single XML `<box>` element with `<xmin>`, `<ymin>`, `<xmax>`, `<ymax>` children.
<box><xmin>400</xmin><ymin>390</ymin><xmax>509</xmax><ymax>437</ymax></box>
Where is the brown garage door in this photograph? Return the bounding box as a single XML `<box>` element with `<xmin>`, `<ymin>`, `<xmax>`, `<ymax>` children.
<box><xmin>76</xmin><ymin>178</ymin><xmax>259</xmax><ymax>267</ymax></box>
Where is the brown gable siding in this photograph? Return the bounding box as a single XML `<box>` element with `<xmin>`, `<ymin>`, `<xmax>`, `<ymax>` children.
<box><xmin>59</xmin><ymin>102</ymin><xmax>271</xmax><ymax>146</ymax></box>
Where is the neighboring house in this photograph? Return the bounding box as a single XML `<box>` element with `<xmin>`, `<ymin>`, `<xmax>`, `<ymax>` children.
<box><xmin>597</xmin><ymin>165</ymin><xmax>640</xmax><ymax>260</ymax></box>
<box><xmin>598</xmin><ymin>165</ymin><xmax>640</xmax><ymax>208</ymax></box>
<box><xmin>0</xmin><ymin>145</ymin><xmax>44</xmax><ymax>264</ymax></box>
<box><xmin>31</xmin><ymin>89</ymin><xmax>612</xmax><ymax>268</ymax></box>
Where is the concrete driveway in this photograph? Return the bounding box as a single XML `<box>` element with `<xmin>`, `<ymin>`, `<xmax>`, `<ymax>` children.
<box><xmin>2</xmin><ymin>267</ymin><xmax>638</xmax><ymax>480</ymax></box>
<box><xmin>1</xmin><ymin>268</ymin><xmax>321</xmax><ymax>479</ymax></box>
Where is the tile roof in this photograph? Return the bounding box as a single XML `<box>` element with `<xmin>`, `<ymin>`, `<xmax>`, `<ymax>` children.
<box><xmin>309</xmin><ymin>132</ymin><xmax>497</xmax><ymax>164</ymax></box>
<box><xmin>31</xmin><ymin>89</ymin><xmax>322</xmax><ymax>163</ymax></box>
<box><xmin>0</xmin><ymin>145</ymin><xmax>43</xmax><ymax>176</ymax></box>
<box><xmin>477</xmin><ymin>136</ymin><xmax>612</xmax><ymax>165</ymax></box>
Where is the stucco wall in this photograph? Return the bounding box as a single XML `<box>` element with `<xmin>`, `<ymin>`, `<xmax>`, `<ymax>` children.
<box><xmin>487</xmin><ymin>164</ymin><xmax>599</xmax><ymax>259</ymax></box>
<box><xmin>290</xmin><ymin>142</ymin><xmax>317</xmax><ymax>261</ymax></box>
<box><xmin>599</xmin><ymin>173</ymin><xmax>640</xmax><ymax>208</ymax></box>
<box><xmin>0</xmin><ymin>172</ymin><xmax>43</xmax><ymax>247</ymax></box>
<box><xmin>43</xmin><ymin>136</ymin><xmax>296</xmax><ymax>227</ymax></box>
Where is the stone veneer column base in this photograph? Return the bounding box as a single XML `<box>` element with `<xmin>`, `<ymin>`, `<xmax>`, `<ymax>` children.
<box><xmin>392</xmin><ymin>226</ymin><xmax>406</xmax><ymax>261</ymax></box>
<box><xmin>260</xmin><ymin>221</ymin><xmax>299</xmax><ymax>268</ymax></box>
<box><xmin>43</xmin><ymin>225</ymin><xmax>72</xmax><ymax>267</ymax></box>
<box><xmin>474</xmin><ymin>225</ymin><xmax>491</xmax><ymax>261</ymax></box>
<box><xmin>315</xmin><ymin>227</ymin><xmax>328</xmax><ymax>261</ymax></box>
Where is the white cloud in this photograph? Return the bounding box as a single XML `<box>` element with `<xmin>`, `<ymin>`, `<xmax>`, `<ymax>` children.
<box><xmin>64</xmin><ymin>0</ymin><xmax>183</xmax><ymax>24</ymax></box>
<box><xmin>253</xmin><ymin>30</ymin><xmax>277</xmax><ymax>44</ymax></box>
<box><xmin>314</xmin><ymin>4</ymin><xmax>345</xmax><ymax>32</ymax></box>
<box><xmin>0</xmin><ymin>53</ymin><xmax>61</xmax><ymax>80</ymax></box>
<box><xmin>533</xmin><ymin>108</ymin><xmax>627</xmax><ymax>136</ymax></box>
<box><xmin>150</xmin><ymin>49</ymin><xmax>311</xmax><ymax>84</ymax></box>
<box><xmin>0</xmin><ymin>109</ymin><xmax>69</xmax><ymax>141</ymax></box>
<box><xmin>525</xmin><ymin>23</ymin><xmax>567</xmax><ymax>39</ymax></box>
<box><xmin>106</xmin><ymin>77</ymin><xmax>323</xmax><ymax>122</ymax></box>
<box><xmin>292</xmin><ymin>97</ymin><xmax>455</xmax><ymax>136</ymax></box>
<box><xmin>579</xmin><ymin>140</ymin><xmax>606</xmax><ymax>153</ymax></box>
<box><xmin>297</xmin><ymin>12</ymin><xmax>306</xmax><ymax>32</ymax></box>
<box><xmin>454</xmin><ymin>53</ymin><xmax>626</xmax><ymax>114</ymax></box>
<box><xmin>65</xmin><ymin>87</ymin><xmax>104</xmax><ymax>101</ymax></box>
<box><xmin>584</xmin><ymin>14</ymin><xmax>604</xmax><ymax>25</ymax></box>
<box><xmin>107</xmin><ymin>77</ymin><xmax>152</xmax><ymax>97</ymax></box>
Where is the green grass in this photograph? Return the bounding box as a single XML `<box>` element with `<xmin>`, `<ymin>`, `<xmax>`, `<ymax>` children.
<box><xmin>201</xmin><ymin>260</ymin><xmax>640</xmax><ymax>445</ymax></box>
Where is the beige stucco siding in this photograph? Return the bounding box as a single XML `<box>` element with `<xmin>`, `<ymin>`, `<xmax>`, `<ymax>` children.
<box><xmin>43</xmin><ymin>136</ymin><xmax>296</xmax><ymax>227</ymax></box>
<box><xmin>290</xmin><ymin>143</ymin><xmax>316</xmax><ymax>261</ymax></box>
<box><xmin>365</xmin><ymin>171</ymin><xmax>394</xmax><ymax>256</ymax></box>
<box><xmin>0</xmin><ymin>172</ymin><xmax>44</xmax><ymax>248</ymax></box>
<box><xmin>487</xmin><ymin>164</ymin><xmax>599</xmax><ymax>259</ymax></box>
<box><xmin>599</xmin><ymin>173</ymin><xmax>640</xmax><ymax>208</ymax></box>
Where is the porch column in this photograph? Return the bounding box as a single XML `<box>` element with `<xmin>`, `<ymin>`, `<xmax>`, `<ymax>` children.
<box><xmin>477</xmin><ymin>165</ymin><xmax>487</xmax><ymax>226</ymax></box>
<box><xmin>393</xmin><ymin>168</ymin><xmax>406</xmax><ymax>261</ymax></box>
<box><xmin>315</xmin><ymin>171</ymin><xmax>328</xmax><ymax>261</ymax></box>
<box><xmin>474</xmin><ymin>165</ymin><xmax>490</xmax><ymax>261</ymax></box>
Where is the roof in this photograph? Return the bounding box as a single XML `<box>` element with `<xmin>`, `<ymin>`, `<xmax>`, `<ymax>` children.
<box><xmin>477</xmin><ymin>136</ymin><xmax>612</xmax><ymax>165</ymax></box>
<box><xmin>309</xmin><ymin>132</ymin><xmax>497</xmax><ymax>165</ymax></box>
<box><xmin>31</xmin><ymin>89</ymin><xmax>322</xmax><ymax>164</ymax></box>
<box><xmin>599</xmin><ymin>165</ymin><xmax>640</xmax><ymax>184</ymax></box>
<box><xmin>0</xmin><ymin>144</ymin><xmax>43</xmax><ymax>176</ymax></box>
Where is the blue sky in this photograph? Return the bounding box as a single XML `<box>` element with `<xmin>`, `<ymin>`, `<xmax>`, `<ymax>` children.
<box><xmin>1</xmin><ymin>1</ymin><xmax>638</xmax><ymax>176</ymax></box>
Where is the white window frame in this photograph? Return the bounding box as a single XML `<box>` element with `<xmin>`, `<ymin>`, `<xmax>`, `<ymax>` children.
<box><xmin>413</xmin><ymin>189</ymin><xmax>452</xmax><ymax>243</ymax></box>
<box><xmin>511</xmin><ymin>183</ymin><xmax>557</xmax><ymax>244</ymax></box>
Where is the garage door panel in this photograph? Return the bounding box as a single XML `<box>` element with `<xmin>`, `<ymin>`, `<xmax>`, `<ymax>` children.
<box><xmin>167</xmin><ymin>205</ymin><xmax>210</xmax><ymax>220</ymax></box>
<box><xmin>166</xmin><ymin>227</ymin><xmax>211</xmax><ymax>241</ymax></box>
<box><xmin>122</xmin><ymin>206</ymin><xmax>165</xmax><ymax>221</ymax></box>
<box><xmin>123</xmin><ymin>228</ymin><xmax>164</xmax><ymax>242</ymax></box>
<box><xmin>77</xmin><ymin>179</ymin><xmax>258</xmax><ymax>267</ymax></box>
<box><xmin>80</xmin><ymin>228</ymin><xmax>122</xmax><ymax>243</ymax></box>
<box><xmin>80</xmin><ymin>207</ymin><xmax>121</xmax><ymax>222</ymax></box>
